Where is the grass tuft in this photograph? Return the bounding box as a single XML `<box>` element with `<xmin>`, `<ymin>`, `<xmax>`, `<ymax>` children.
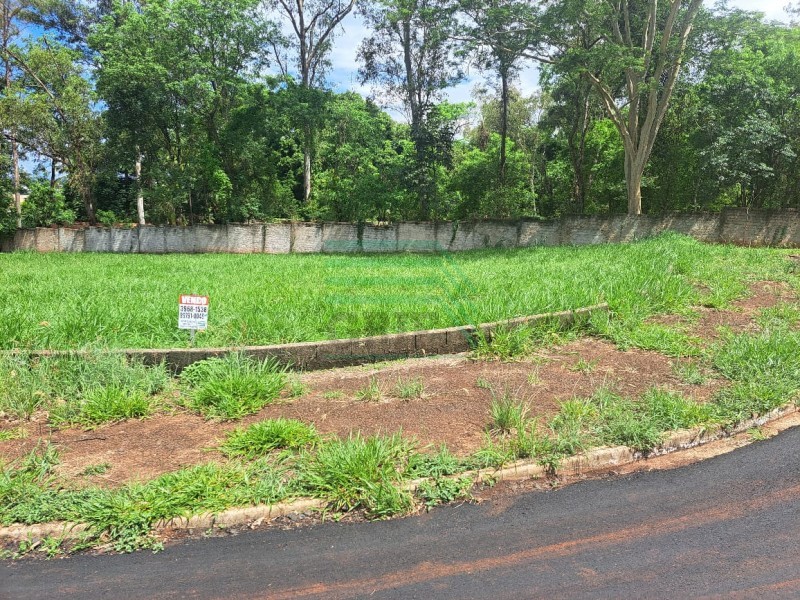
<box><xmin>394</xmin><ymin>377</ymin><xmax>424</xmax><ymax>399</ymax></box>
<box><xmin>298</xmin><ymin>433</ymin><xmax>415</xmax><ymax>518</ymax></box>
<box><xmin>488</xmin><ymin>391</ymin><xmax>529</xmax><ymax>435</ymax></box>
<box><xmin>354</xmin><ymin>377</ymin><xmax>383</xmax><ymax>402</ymax></box>
<box><xmin>221</xmin><ymin>419</ymin><xmax>318</xmax><ymax>459</ymax></box>
<box><xmin>180</xmin><ymin>354</ymin><xmax>288</xmax><ymax>420</ymax></box>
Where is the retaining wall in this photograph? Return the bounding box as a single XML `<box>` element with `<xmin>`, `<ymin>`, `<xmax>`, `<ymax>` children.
<box><xmin>28</xmin><ymin>304</ymin><xmax>607</xmax><ymax>372</ymax></box>
<box><xmin>3</xmin><ymin>208</ymin><xmax>800</xmax><ymax>254</ymax></box>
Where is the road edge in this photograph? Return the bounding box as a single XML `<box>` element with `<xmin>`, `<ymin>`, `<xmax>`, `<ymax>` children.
<box><xmin>1</xmin><ymin>403</ymin><xmax>796</xmax><ymax>545</ymax></box>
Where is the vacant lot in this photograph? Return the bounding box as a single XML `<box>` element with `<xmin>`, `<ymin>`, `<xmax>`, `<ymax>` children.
<box><xmin>0</xmin><ymin>233</ymin><xmax>793</xmax><ymax>350</ymax></box>
<box><xmin>1</xmin><ymin>236</ymin><xmax>799</xmax><ymax>557</ymax></box>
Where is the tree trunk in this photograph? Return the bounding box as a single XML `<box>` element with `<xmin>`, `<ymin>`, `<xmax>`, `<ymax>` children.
<box><xmin>625</xmin><ymin>153</ymin><xmax>644</xmax><ymax>215</ymax></box>
<box><xmin>499</xmin><ymin>69</ymin><xmax>509</xmax><ymax>185</ymax></box>
<box><xmin>3</xmin><ymin>9</ymin><xmax>21</xmax><ymax>228</ymax></box>
<box><xmin>303</xmin><ymin>128</ymin><xmax>312</xmax><ymax>204</ymax></box>
<box><xmin>12</xmin><ymin>139</ymin><xmax>21</xmax><ymax>228</ymax></box>
<box><xmin>135</xmin><ymin>149</ymin><xmax>145</xmax><ymax>225</ymax></box>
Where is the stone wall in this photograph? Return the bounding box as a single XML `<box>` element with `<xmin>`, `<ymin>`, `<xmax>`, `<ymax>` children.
<box><xmin>3</xmin><ymin>208</ymin><xmax>799</xmax><ymax>254</ymax></box>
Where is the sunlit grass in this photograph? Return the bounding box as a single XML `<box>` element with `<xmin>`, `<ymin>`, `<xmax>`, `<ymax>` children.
<box><xmin>0</xmin><ymin>233</ymin><xmax>791</xmax><ymax>350</ymax></box>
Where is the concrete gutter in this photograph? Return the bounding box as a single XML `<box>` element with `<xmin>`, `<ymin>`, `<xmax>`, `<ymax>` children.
<box><xmin>24</xmin><ymin>304</ymin><xmax>609</xmax><ymax>372</ymax></box>
<box><xmin>1</xmin><ymin>404</ymin><xmax>795</xmax><ymax>546</ymax></box>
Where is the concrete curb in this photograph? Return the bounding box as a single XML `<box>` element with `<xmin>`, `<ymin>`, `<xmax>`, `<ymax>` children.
<box><xmin>1</xmin><ymin>404</ymin><xmax>795</xmax><ymax>545</ymax></box>
<box><xmin>21</xmin><ymin>304</ymin><xmax>608</xmax><ymax>372</ymax></box>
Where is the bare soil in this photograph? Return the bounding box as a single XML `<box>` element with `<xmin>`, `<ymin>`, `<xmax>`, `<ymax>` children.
<box><xmin>0</xmin><ymin>280</ymin><xmax>795</xmax><ymax>487</ymax></box>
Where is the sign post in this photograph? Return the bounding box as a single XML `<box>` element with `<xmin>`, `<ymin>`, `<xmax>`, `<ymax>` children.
<box><xmin>178</xmin><ymin>294</ymin><xmax>209</xmax><ymax>345</ymax></box>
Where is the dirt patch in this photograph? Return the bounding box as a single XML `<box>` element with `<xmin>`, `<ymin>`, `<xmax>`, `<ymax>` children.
<box><xmin>0</xmin><ymin>281</ymin><xmax>792</xmax><ymax>486</ymax></box>
<box><xmin>691</xmin><ymin>280</ymin><xmax>797</xmax><ymax>341</ymax></box>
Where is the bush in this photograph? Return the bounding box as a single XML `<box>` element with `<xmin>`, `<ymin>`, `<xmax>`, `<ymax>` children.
<box><xmin>20</xmin><ymin>181</ymin><xmax>76</xmax><ymax>228</ymax></box>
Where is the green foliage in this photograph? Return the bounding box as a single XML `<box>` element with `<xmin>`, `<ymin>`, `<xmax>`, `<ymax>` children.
<box><xmin>221</xmin><ymin>419</ymin><xmax>318</xmax><ymax>458</ymax></box>
<box><xmin>416</xmin><ymin>476</ymin><xmax>472</xmax><ymax>509</ymax></box>
<box><xmin>0</xmin><ymin>352</ymin><xmax>170</xmax><ymax>422</ymax></box>
<box><xmin>0</xmin><ymin>448</ymin><xmax>289</xmax><ymax>552</ymax></box>
<box><xmin>20</xmin><ymin>181</ymin><xmax>76</xmax><ymax>228</ymax></box>
<box><xmin>408</xmin><ymin>445</ymin><xmax>470</xmax><ymax>478</ymax></box>
<box><xmin>545</xmin><ymin>387</ymin><xmax>718</xmax><ymax>454</ymax></box>
<box><xmin>298</xmin><ymin>433</ymin><xmax>416</xmax><ymax>518</ymax></box>
<box><xmin>180</xmin><ymin>354</ymin><xmax>288</xmax><ymax>420</ymax></box>
<box><xmin>712</xmin><ymin>329</ymin><xmax>800</xmax><ymax>387</ymax></box>
<box><xmin>449</xmin><ymin>135</ymin><xmax>536</xmax><ymax>219</ymax></box>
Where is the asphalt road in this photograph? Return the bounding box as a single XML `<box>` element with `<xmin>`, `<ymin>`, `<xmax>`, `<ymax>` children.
<box><xmin>3</xmin><ymin>426</ymin><xmax>799</xmax><ymax>600</ymax></box>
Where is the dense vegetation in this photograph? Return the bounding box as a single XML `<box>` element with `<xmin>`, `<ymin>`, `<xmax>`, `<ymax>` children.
<box><xmin>1</xmin><ymin>1</ymin><xmax>798</xmax><ymax>231</ymax></box>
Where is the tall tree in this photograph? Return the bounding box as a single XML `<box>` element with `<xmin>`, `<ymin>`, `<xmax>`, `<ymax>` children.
<box><xmin>0</xmin><ymin>0</ymin><xmax>26</xmax><ymax>227</ymax></box>
<box><xmin>269</xmin><ymin>0</ymin><xmax>356</xmax><ymax>204</ymax></box>
<box><xmin>457</xmin><ymin>0</ymin><xmax>534</xmax><ymax>184</ymax></box>
<box><xmin>4</xmin><ymin>39</ymin><xmax>101</xmax><ymax>222</ymax></box>
<box><xmin>542</xmin><ymin>0</ymin><xmax>704</xmax><ymax>214</ymax></box>
<box><xmin>359</xmin><ymin>0</ymin><xmax>462</xmax><ymax>217</ymax></box>
<box><xmin>93</xmin><ymin>0</ymin><xmax>274</xmax><ymax>224</ymax></box>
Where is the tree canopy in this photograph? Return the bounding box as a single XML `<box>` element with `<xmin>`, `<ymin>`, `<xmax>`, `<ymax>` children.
<box><xmin>1</xmin><ymin>0</ymin><xmax>797</xmax><ymax>227</ymax></box>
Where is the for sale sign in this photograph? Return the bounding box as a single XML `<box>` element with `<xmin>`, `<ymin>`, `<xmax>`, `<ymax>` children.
<box><xmin>178</xmin><ymin>295</ymin><xmax>209</xmax><ymax>330</ymax></box>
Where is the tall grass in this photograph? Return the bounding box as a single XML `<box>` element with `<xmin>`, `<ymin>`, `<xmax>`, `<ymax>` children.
<box><xmin>0</xmin><ymin>234</ymin><xmax>789</xmax><ymax>350</ymax></box>
<box><xmin>0</xmin><ymin>352</ymin><xmax>170</xmax><ymax>422</ymax></box>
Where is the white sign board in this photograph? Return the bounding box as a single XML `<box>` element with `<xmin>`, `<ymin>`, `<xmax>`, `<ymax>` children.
<box><xmin>178</xmin><ymin>295</ymin><xmax>209</xmax><ymax>330</ymax></box>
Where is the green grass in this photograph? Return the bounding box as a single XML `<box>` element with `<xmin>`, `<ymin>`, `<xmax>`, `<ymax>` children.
<box><xmin>0</xmin><ymin>443</ymin><xmax>291</xmax><ymax>553</ymax></box>
<box><xmin>0</xmin><ymin>352</ymin><xmax>170</xmax><ymax>422</ymax></box>
<box><xmin>354</xmin><ymin>377</ymin><xmax>383</xmax><ymax>402</ymax></box>
<box><xmin>180</xmin><ymin>354</ymin><xmax>288</xmax><ymax>420</ymax></box>
<box><xmin>298</xmin><ymin>433</ymin><xmax>416</xmax><ymax>518</ymax></box>
<box><xmin>50</xmin><ymin>386</ymin><xmax>153</xmax><ymax>427</ymax></box>
<box><xmin>488</xmin><ymin>391</ymin><xmax>529</xmax><ymax>435</ymax></box>
<box><xmin>221</xmin><ymin>419</ymin><xmax>318</xmax><ymax>459</ymax></box>
<box><xmin>80</xmin><ymin>463</ymin><xmax>111</xmax><ymax>476</ymax></box>
<box><xmin>673</xmin><ymin>360</ymin><xmax>708</xmax><ymax>385</ymax></box>
<box><xmin>0</xmin><ymin>234</ymin><xmax>790</xmax><ymax>351</ymax></box>
<box><xmin>393</xmin><ymin>377</ymin><xmax>424</xmax><ymax>399</ymax></box>
<box><xmin>0</xmin><ymin>427</ymin><xmax>27</xmax><ymax>441</ymax></box>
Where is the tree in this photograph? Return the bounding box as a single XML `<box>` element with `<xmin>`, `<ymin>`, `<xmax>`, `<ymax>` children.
<box><xmin>359</xmin><ymin>0</ymin><xmax>463</xmax><ymax>217</ymax></box>
<box><xmin>269</xmin><ymin>0</ymin><xmax>356</xmax><ymax>204</ymax></box>
<box><xmin>543</xmin><ymin>0</ymin><xmax>704</xmax><ymax>214</ymax></box>
<box><xmin>1</xmin><ymin>0</ymin><xmax>27</xmax><ymax>227</ymax></box>
<box><xmin>4</xmin><ymin>38</ymin><xmax>101</xmax><ymax>222</ymax></box>
<box><xmin>93</xmin><ymin>0</ymin><xmax>275</xmax><ymax>224</ymax></box>
<box><xmin>457</xmin><ymin>0</ymin><xmax>535</xmax><ymax>184</ymax></box>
